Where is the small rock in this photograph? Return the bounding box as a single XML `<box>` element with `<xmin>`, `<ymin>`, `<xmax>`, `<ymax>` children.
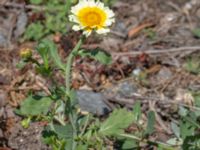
<box><xmin>113</xmin><ymin>21</ymin><xmax>127</xmax><ymax>35</ymax></box>
<box><xmin>77</xmin><ymin>90</ymin><xmax>111</xmax><ymax>116</ymax></box>
<box><xmin>103</xmin><ymin>80</ymin><xmax>138</xmax><ymax>99</ymax></box>
<box><xmin>118</xmin><ymin>81</ymin><xmax>138</xmax><ymax>97</ymax></box>
<box><xmin>157</xmin><ymin>67</ymin><xmax>172</xmax><ymax>81</ymax></box>
<box><xmin>100</xmin><ymin>37</ymin><xmax>122</xmax><ymax>51</ymax></box>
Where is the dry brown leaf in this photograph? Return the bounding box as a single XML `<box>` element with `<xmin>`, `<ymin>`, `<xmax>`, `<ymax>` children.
<box><xmin>128</xmin><ymin>22</ymin><xmax>154</xmax><ymax>38</ymax></box>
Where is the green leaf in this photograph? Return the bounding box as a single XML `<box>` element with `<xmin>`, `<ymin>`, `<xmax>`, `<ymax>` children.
<box><xmin>167</xmin><ymin>138</ymin><xmax>182</xmax><ymax>146</ymax></box>
<box><xmin>30</xmin><ymin>0</ymin><xmax>43</xmax><ymax>5</ymax></box>
<box><xmin>132</xmin><ymin>101</ymin><xmax>141</xmax><ymax>123</ymax></box>
<box><xmin>99</xmin><ymin>109</ymin><xmax>134</xmax><ymax>136</ymax></box>
<box><xmin>145</xmin><ymin>111</ymin><xmax>155</xmax><ymax>135</ymax></box>
<box><xmin>76</xmin><ymin>145</ymin><xmax>88</xmax><ymax>150</ymax></box>
<box><xmin>180</xmin><ymin>120</ymin><xmax>195</xmax><ymax>140</ymax></box>
<box><xmin>183</xmin><ymin>134</ymin><xmax>200</xmax><ymax>150</ymax></box>
<box><xmin>52</xmin><ymin>124</ymin><xmax>73</xmax><ymax>139</ymax></box>
<box><xmin>16</xmin><ymin>95</ymin><xmax>52</xmax><ymax>116</ymax></box>
<box><xmin>192</xmin><ymin>28</ymin><xmax>200</xmax><ymax>38</ymax></box>
<box><xmin>42</xmin><ymin>128</ymin><xmax>57</xmax><ymax>144</ymax></box>
<box><xmin>171</xmin><ymin>122</ymin><xmax>180</xmax><ymax>138</ymax></box>
<box><xmin>78</xmin><ymin>48</ymin><xmax>112</xmax><ymax>65</ymax></box>
<box><xmin>24</xmin><ymin>22</ymin><xmax>45</xmax><ymax>41</ymax></box>
<box><xmin>21</xmin><ymin>117</ymin><xmax>31</xmax><ymax>128</ymax></box>
<box><xmin>183</xmin><ymin>57</ymin><xmax>200</xmax><ymax>74</ymax></box>
<box><xmin>16</xmin><ymin>60</ymin><xmax>27</xmax><ymax>69</ymax></box>
<box><xmin>40</xmin><ymin>39</ymin><xmax>65</xmax><ymax>71</ymax></box>
<box><xmin>178</xmin><ymin>106</ymin><xmax>188</xmax><ymax>117</ymax></box>
<box><xmin>193</xmin><ymin>93</ymin><xmax>200</xmax><ymax>107</ymax></box>
<box><xmin>121</xmin><ymin>139</ymin><xmax>138</xmax><ymax>149</ymax></box>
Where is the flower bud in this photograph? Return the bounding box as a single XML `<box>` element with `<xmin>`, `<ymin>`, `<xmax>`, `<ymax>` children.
<box><xmin>20</xmin><ymin>48</ymin><xmax>32</xmax><ymax>59</ymax></box>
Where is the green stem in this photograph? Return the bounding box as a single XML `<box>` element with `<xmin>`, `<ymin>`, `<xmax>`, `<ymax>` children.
<box><xmin>65</xmin><ymin>38</ymin><xmax>83</xmax><ymax>96</ymax></box>
<box><xmin>80</xmin><ymin>114</ymin><xmax>90</xmax><ymax>136</ymax></box>
<box><xmin>65</xmin><ymin>37</ymin><xmax>83</xmax><ymax>150</ymax></box>
<box><xmin>119</xmin><ymin>133</ymin><xmax>176</xmax><ymax>149</ymax></box>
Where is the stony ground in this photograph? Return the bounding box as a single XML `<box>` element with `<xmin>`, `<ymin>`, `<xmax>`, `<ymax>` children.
<box><xmin>0</xmin><ymin>0</ymin><xmax>200</xmax><ymax>149</ymax></box>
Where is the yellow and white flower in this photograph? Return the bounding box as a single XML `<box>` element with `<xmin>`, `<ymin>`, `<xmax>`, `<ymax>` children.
<box><xmin>69</xmin><ymin>0</ymin><xmax>115</xmax><ymax>36</ymax></box>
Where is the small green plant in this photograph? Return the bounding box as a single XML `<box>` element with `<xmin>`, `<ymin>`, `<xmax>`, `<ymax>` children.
<box><xmin>183</xmin><ymin>57</ymin><xmax>200</xmax><ymax>74</ymax></box>
<box><xmin>23</xmin><ymin>0</ymin><xmax>117</xmax><ymax>41</ymax></box>
<box><xmin>23</xmin><ymin>0</ymin><xmax>77</xmax><ymax>41</ymax></box>
<box><xmin>17</xmin><ymin>0</ymin><xmax>200</xmax><ymax>150</ymax></box>
<box><xmin>192</xmin><ymin>28</ymin><xmax>200</xmax><ymax>38</ymax></box>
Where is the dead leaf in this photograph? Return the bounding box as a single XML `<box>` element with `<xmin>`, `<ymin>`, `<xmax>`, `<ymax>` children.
<box><xmin>128</xmin><ymin>22</ymin><xmax>154</xmax><ymax>38</ymax></box>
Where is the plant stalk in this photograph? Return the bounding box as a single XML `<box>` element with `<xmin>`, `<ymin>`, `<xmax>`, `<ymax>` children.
<box><xmin>65</xmin><ymin>37</ymin><xmax>83</xmax><ymax>150</ymax></box>
<box><xmin>65</xmin><ymin>38</ymin><xmax>83</xmax><ymax>95</ymax></box>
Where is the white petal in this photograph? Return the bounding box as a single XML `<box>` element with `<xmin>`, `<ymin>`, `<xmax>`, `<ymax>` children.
<box><xmin>72</xmin><ymin>25</ymin><xmax>82</xmax><ymax>31</ymax></box>
<box><xmin>88</xmin><ymin>0</ymin><xmax>96</xmax><ymax>7</ymax></box>
<box><xmin>96</xmin><ymin>28</ymin><xmax>110</xmax><ymax>34</ymax></box>
<box><xmin>105</xmin><ymin>8</ymin><xmax>115</xmax><ymax>18</ymax></box>
<box><xmin>69</xmin><ymin>15</ymin><xmax>80</xmax><ymax>24</ymax></box>
<box><xmin>83</xmin><ymin>30</ymin><xmax>92</xmax><ymax>37</ymax></box>
<box><xmin>105</xmin><ymin>18</ymin><xmax>115</xmax><ymax>26</ymax></box>
<box><xmin>96</xmin><ymin>1</ymin><xmax>105</xmax><ymax>9</ymax></box>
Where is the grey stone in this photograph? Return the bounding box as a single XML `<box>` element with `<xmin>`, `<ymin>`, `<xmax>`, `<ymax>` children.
<box><xmin>157</xmin><ymin>67</ymin><xmax>172</xmax><ymax>81</ymax></box>
<box><xmin>77</xmin><ymin>90</ymin><xmax>111</xmax><ymax>115</ymax></box>
<box><xmin>14</xmin><ymin>11</ymin><xmax>28</xmax><ymax>38</ymax></box>
<box><xmin>103</xmin><ymin>81</ymin><xmax>138</xmax><ymax>100</ymax></box>
<box><xmin>0</xmin><ymin>33</ymin><xmax>7</xmax><ymax>47</ymax></box>
<box><xmin>118</xmin><ymin>81</ymin><xmax>138</xmax><ymax>97</ymax></box>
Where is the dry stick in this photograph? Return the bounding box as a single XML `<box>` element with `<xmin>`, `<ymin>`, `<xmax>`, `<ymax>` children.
<box><xmin>149</xmin><ymin>101</ymin><xmax>172</xmax><ymax>134</ymax></box>
<box><xmin>111</xmin><ymin>46</ymin><xmax>200</xmax><ymax>57</ymax></box>
<box><xmin>0</xmin><ymin>2</ymin><xmax>45</xmax><ymax>10</ymax></box>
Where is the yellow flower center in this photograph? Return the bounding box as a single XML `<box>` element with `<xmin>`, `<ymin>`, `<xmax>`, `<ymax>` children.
<box><xmin>77</xmin><ymin>7</ymin><xmax>107</xmax><ymax>29</ymax></box>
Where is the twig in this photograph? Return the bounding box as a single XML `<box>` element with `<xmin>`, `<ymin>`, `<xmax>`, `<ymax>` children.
<box><xmin>1</xmin><ymin>2</ymin><xmax>45</xmax><ymax>10</ymax></box>
<box><xmin>111</xmin><ymin>46</ymin><xmax>200</xmax><ymax>57</ymax></box>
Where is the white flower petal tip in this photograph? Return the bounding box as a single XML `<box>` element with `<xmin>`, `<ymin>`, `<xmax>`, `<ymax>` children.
<box><xmin>69</xmin><ymin>0</ymin><xmax>115</xmax><ymax>36</ymax></box>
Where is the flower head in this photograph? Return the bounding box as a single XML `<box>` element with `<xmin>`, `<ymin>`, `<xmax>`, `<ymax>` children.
<box><xmin>20</xmin><ymin>48</ymin><xmax>32</xmax><ymax>59</ymax></box>
<box><xmin>69</xmin><ymin>0</ymin><xmax>115</xmax><ymax>36</ymax></box>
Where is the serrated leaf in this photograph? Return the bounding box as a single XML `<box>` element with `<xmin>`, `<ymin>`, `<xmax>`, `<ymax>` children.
<box><xmin>16</xmin><ymin>95</ymin><xmax>52</xmax><ymax>116</ymax></box>
<box><xmin>78</xmin><ymin>49</ymin><xmax>112</xmax><ymax>65</ymax></box>
<box><xmin>99</xmin><ymin>109</ymin><xmax>134</xmax><ymax>136</ymax></box>
<box><xmin>132</xmin><ymin>101</ymin><xmax>141</xmax><ymax>123</ymax></box>
<box><xmin>145</xmin><ymin>111</ymin><xmax>155</xmax><ymax>135</ymax></box>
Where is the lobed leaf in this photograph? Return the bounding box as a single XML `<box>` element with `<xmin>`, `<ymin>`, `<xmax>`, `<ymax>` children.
<box><xmin>99</xmin><ymin>109</ymin><xmax>134</xmax><ymax>136</ymax></box>
<box><xmin>16</xmin><ymin>95</ymin><xmax>53</xmax><ymax>116</ymax></box>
